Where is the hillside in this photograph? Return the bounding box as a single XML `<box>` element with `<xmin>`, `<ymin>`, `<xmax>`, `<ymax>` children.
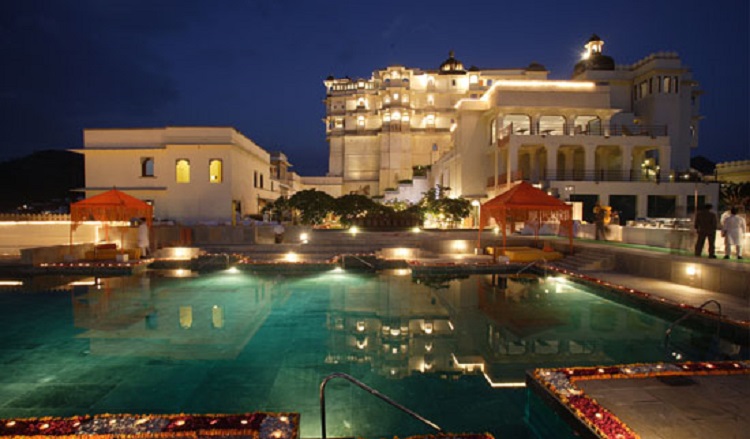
<box><xmin>0</xmin><ymin>150</ymin><xmax>84</xmax><ymax>213</ymax></box>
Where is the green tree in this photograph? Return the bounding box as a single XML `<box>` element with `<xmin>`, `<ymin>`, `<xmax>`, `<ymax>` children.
<box><xmin>334</xmin><ymin>194</ymin><xmax>380</xmax><ymax>226</ymax></box>
<box><xmin>720</xmin><ymin>182</ymin><xmax>750</xmax><ymax>212</ymax></box>
<box><xmin>288</xmin><ymin>189</ymin><xmax>336</xmax><ymax>225</ymax></box>
<box><xmin>262</xmin><ymin>196</ymin><xmax>291</xmax><ymax>222</ymax></box>
<box><xmin>419</xmin><ymin>185</ymin><xmax>471</xmax><ymax>228</ymax></box>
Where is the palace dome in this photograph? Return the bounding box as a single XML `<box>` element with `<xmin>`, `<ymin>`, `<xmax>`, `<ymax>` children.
<box><xmin>439</xmin><ymin>51</ymin><xmax>466</xmax><ymax>74</ymax></box>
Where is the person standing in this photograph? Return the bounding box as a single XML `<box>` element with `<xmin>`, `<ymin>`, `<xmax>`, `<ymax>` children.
<box><xmin>694</xmin><ymin>204</ymin><xmax>718</xmax><ymax>258</ymax></box>
<box><xmin>138</xmin><ymin>218</ymin><xmax>151</xmax><ymax>258</ymax></box>
<box><xmin>722</xmin><ymin>207</ymin><xmax>746</xmax><ymax>259</ymax></box>
<box><xmin>594</xmin><ymin>202</ymin><xmax>607</xmax><ymax>241</ymax></box>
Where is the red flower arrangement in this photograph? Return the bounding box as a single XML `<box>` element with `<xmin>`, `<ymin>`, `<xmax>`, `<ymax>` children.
<box><xmin>0</xmin><ymin>412</ymin><xmax>299</xmax><ymax>439</ymax></box>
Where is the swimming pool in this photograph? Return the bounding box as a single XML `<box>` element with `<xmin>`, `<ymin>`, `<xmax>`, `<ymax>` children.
<box><xmin>0</xmin><ymin>269</ymin><xmax>745</xmax><ymax>438</ymax></box>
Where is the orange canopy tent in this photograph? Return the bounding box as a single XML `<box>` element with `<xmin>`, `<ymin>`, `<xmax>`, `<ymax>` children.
<box><xmin>70</xmin><ymin>189</ymin><xmax>153</xmax><ymax>245</ymax></box>
<box><xmin>479</xmin><ymin>181</ymin><xmax>573</xmax><ymax>254</ymax></box>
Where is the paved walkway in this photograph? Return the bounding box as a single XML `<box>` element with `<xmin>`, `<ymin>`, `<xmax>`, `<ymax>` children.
<box><xmin>578</xmin><ymin>374</ymin><xmax>750</xmax><ymax>439</ymax></box>
<box><xmin>586</xmin><ymin>271</ymin><xmax>750</xmax><ymax>323</ymax></box>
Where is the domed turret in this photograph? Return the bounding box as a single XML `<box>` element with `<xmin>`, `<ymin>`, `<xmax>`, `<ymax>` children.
<box><xmin>526</xmin><ymin>62</ymin><xmax>547</xmax><ymax>72</ymax></box>
<box><xmin>439</xmin><ymin>50</ymin><xmax>466</xmax><ymax>74</ymax></box>
<box><xmin>574</xmin><ymin>34</ymin><xmax>615</xmax><ymax>75</ymax></box>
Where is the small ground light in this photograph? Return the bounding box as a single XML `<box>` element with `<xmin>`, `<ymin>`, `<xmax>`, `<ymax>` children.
<box><xmin>284</xmin><ymin>252</ymin><xmax>299</xmax><ymax>263</ymax></box>
<box><xmin>299</xmin><ymin>232</ymin><xmax>309</xmax><ymax>243</ymax></box>
<box><xmin>412</xmin><ymin>226</ymin><xmax>421</xmax><ymax>233</ymax></box>
<box><xmin>349</xmin><ymin>226</ymin><xmax>359</xmax><ymax>235</ymax></box>
<box><xmin>686</xmin><ymin>265</ymin><xmax>697</xmax><ymax>276</ymax></box>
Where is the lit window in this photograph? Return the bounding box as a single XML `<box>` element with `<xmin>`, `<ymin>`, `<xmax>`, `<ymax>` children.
<box><xmin>490</xmin><ymin>119</ymin><xmax>497</xmax><ymax>144</ymax></box>
<box><xmin>176</xmin><ymin>159</ymin><xmax>190</xmax><ymax>183</ymax></box>
<box><xmin>391</xmin><ymin>71</ymin><xmax>400</xmax><ymax>79</ymax></box>
<box><xmin>426</xmin><ymin>114</ymin><xmax>435</xmax><ymax>125</ymax></box>
<box><xmin>427</xmin><ymin>95</ymin><xmax>434</xmax><ymax>106</ymax></box>
<box><xmin>393</xmin><ymin>93</ymin><xmax>399</xmax><ymax>100</ymax></box>
<box><xmin>357</xmin><ymin>115</ymin><xmax>365</xmax><ymax>127</ymax></box>
<box><xmin>470</xmin><ymin>75</ymin><xmax>478</xmax><ymax>84</ymax></box>
<box><xmin>383</xmin><ymin>112</ymin><xmax>391</xmax><ymax>123</ymax></box>
<box><xmin>403</xmin><ymin>113</ymin><xmax>410</xmax><ymax>122</ymax></box>
<box><xmin>209</xmin><ymin>159</ymin><xmax>222</xmax><ymax>183</ymax></box>
<box><xmin>358</xmin><ymin>98</ymin><xmax>365</xmax><ymax>107</ymax></box>
<box><xmin>335</xmin><ymin>118</ymin><xmax>343</xmax><ymax>128</ymax></box>
<box><xmin>402</xmin><ymin>94</ymin><xmax>409</xmax><ymax>103</ymax></box>
<box><xmin>392</xmin><ymin>111</ymin><xmax>401</xmax><ymax>121</ymax></box>
<box><xmin>384</xmin><ymin>96</ymin><xmax>391</xmax><ymax>104</ymax></box>
<box><xmin>141</xmin><ymin>157</ymin><xmax>154</xmax><ymax>177</ymax></box>
<box><xmin>358</xmin><ymin>81</ymin><xmax>364</xmax><ymax>88</ymax></box>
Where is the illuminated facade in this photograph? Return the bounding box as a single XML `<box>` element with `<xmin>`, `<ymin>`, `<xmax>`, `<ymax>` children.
<box><xmin>326</xmin><ymin>36</ymin><xmax>717</xmax><ymax>221</ymax></box>
<box><xmin>76</xmin><ymin>127</ymin><xmax>286</xmax><ymax>223</ymax></box>
<box><xmin>324</xmin><ymin>51</ymin><xmax>551</xmax><ymax>196</ymax></box>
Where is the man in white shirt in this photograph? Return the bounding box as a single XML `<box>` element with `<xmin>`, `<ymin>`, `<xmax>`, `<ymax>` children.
<box><xmin>722</xmin><ymin>207</ymin><xmax>747</xmax><ymax>259</ymax></box>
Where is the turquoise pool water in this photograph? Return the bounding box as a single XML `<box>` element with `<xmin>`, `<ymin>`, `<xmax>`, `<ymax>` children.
<box><xmin>0</xmin><ymin>269</ymin><xmax>744</xmax><ymax>438</ymax></box>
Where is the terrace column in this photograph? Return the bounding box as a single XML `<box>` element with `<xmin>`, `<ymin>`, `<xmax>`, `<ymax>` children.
<box><xmin>546</xmin><ymin>143</ymin><xmax>559</xmax><ymax>181</ymax></box>
<box><xmin>584</xmin><ymin>143</ymin><xmax>597</xmax><ymax>179</ymax></box>
<box><xmin>530</xmin><ymin>114</ymin><xmax>541</xmax><ymax>135</ymax></box>
<box><xmin>658</xmin><ymin>144</ymin><xmax>672</xmax><ymax>174</ymax></box>
<box><xmin>602</xmin><ymin>116</ymin><xmax>612</xmax><ymax>136</ymax></box>
<box><xmin>621</xmin><ymin>144</ymin><xmax>633</xmax><ymax>180</ymax></box>
<box><xmin>564</xmin><ymin>148</ymin><xmax>575</xmax><ymax>180</ymax></box>
<box><xmin>507</xmin><ymin>141</ymin><xmax>519</xmax><ymax>184</ymax></box>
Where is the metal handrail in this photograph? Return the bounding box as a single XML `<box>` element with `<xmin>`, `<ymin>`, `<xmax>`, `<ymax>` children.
<box><xmin>319</xmin><ymin>372</ymin><xmax>443</xmax><ymax>439</ymax></box>
<box><xmin>516</xmin><ymin>258</ymin><xmax>547</xmax><ymax>277</ymax></box>
<box><xmin>341</xmin><ymin>254</ymin><xmax>375</xmax><ymax>269</ymax></box>
<box><xmin>664</xmin><ymin>299</ymin><xmax>722</xmax><ymax>353</ymax></box>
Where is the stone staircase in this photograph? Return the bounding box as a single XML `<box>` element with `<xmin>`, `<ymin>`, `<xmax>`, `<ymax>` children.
<box><xmin>549</xmin><ymin>246</ymin><xmax>616</xmax><ymax>272</ymax></box>
<box><xmin>200</xmin><ymin>231</ymin><xmax>424</xmax><ymax>263</ymax></box>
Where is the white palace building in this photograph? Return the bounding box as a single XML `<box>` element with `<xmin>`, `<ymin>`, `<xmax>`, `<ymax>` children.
<box><xmin>323</xmin><ymin>35</ymin><xmax>717</xmax><ymax>222</ymax></box>
<box><xmin>75</xmin><ymin>35</ymin><xmax>718</xmax><ymax>224</ymax></box>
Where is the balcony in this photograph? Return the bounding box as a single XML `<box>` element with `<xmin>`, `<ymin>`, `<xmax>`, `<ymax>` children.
<box><xmin>487</xmin><ymin>169</ymin><xmax>682</xmax><ymax>188</ymax></box>
<box><xmin>496</xmin><ymin>123</ymin><xmax>668</xmax><ymax>138</ymax></box>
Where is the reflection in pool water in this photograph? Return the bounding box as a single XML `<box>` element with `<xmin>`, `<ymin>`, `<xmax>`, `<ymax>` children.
<box><xmin>0</xmin><ymin>269</ymin><xmax>744</xmax><ymax>438</ymax></box>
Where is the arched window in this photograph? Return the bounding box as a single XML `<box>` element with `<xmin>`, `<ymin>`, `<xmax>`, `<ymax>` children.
<box><xmin>357</xmin><ymin>115</ymin><xmax>365</xmax><ymax>127</ymax></box>
<box><xmin>425</xmin><ymin>114</ymin><xmax>435</xmax><ymax>125</ymax></box>
<box><xmin>176</xmin><ymin>159</ymin><xmax>190</xmax><ymax>183</ymax></box>
<box><xmin>141</xmin><ymin>157</ymin><xmax>154</xmax><ymax>177</ymax></box>
<box><xmin>209</xmin><ymin>159</ymin><xmax>222</xmax><ymax>183</ymax></box>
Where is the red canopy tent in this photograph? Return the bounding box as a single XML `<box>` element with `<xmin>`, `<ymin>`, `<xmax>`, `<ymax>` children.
<box><xmin>70</xmin><ymin>189</ymin><xmax>153</xmax><ymax>246</ymax></box>
<box><xmin>479</xmin><ymin>182</ymin><xmax>573</xmax><ymax>254</ymax></box>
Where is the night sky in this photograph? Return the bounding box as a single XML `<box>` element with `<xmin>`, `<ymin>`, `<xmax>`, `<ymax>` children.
<box><xmin>2</xmin><ymin>0</ymin><xmax>748</xmax><ymax>176</ymax></box>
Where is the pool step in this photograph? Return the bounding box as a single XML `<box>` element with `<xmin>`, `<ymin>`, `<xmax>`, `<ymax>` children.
<box><xmin>551</xmin><ymin>248</ymin><xmax>615</xmax><ymax>272</ymax></box>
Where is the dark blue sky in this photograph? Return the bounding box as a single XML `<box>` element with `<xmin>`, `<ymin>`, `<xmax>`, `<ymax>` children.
<box><xmin>2</xmin><ymin>0</ymin><xmax>748</xmax><ymax>176</ymax></box>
